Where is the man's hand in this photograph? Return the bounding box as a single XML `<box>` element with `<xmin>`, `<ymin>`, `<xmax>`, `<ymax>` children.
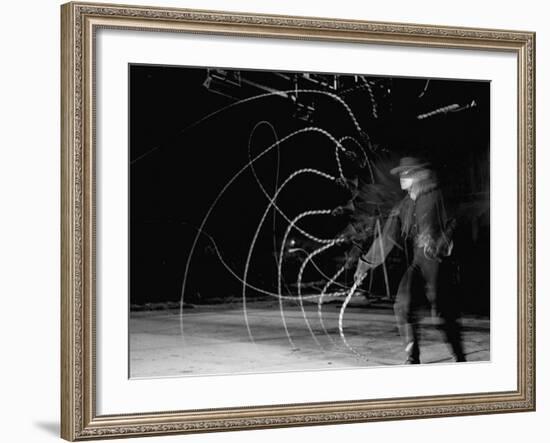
<box><xmin>354</xmin><ymin>259</ymin><xmax>370</xmax><ymax>283</ymax></box>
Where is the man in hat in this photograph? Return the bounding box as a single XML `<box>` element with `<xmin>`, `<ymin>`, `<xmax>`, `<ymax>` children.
<box><xmin>354</xmin><ymin>157</ymin><xmax>465</xmax><ymax>364</ymax></box>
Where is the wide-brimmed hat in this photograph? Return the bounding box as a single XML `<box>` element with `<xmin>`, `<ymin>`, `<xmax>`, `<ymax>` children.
<box><xmin>390</xmin><ymin>157</ymin><xmax>430</xmax><ymax>176</ymax></box>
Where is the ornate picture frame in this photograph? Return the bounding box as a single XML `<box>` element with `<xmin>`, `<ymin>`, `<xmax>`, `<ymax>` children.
<box><xmin>61</xmin><ymin>1</ymin><xmax>535</xmax><ymax>440</ymax></box>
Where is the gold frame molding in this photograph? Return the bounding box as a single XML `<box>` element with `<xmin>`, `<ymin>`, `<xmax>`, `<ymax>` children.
<box><xmin>61</xmin><ymin>1</ymin><xmax>536</xmax><ymax>440</ymax></box>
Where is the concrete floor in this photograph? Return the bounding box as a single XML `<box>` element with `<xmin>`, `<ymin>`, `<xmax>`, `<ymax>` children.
<box><xmin>129</xmin><ymin>299</ymin><xmax>490</xmax><ymax>378</ymax></box>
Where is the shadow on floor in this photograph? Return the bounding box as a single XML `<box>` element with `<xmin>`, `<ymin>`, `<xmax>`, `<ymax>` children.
<box><xmin>34</xmin><ymin>421</ymin><xmax>59</xmax><ymax>437</ymax></box>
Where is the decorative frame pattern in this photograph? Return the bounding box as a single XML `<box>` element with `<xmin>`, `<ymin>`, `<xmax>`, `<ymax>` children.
<box><xmin>61</xmin><ymin>2</ymin><xmax>535</xmax><ymax>440</ymax></box>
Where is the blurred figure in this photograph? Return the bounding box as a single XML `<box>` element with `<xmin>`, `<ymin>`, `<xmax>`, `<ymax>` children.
<box><xmin>354</xmin><ymin>157</ymin><xmax>465</xmax><ymax>364</ymax></box>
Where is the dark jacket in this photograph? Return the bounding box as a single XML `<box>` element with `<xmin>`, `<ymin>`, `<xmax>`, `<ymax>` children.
<box><xmin>361</xmin><ymin>178</ymin><xmax>453</xmax><ymax>267</ymax></box>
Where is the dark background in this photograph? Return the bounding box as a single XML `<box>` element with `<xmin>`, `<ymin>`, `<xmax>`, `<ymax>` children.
<box><xmin>130</xmin><ymin>64</ymin><xmax>490</xmax><ymax>314</ymax></box>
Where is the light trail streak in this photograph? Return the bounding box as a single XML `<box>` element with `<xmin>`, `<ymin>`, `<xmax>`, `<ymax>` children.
<box><xmin>178</xmin><ymin>127</ymin><xmax>348</xmax><ymax>338</ymax></box>
<box><xmin>242</xmin><ymin>168</ymin><xmax>337</xmax><ymax>343</ymax></box>
<box><xmin>317</xmin><ymin>265</ymin><xmax>347</xmax><ymax>343</ymax></box>
<box><xmin>296</xmin><ymin>239</ymin><xmax>345</xmax><ymax>348</ymax></box>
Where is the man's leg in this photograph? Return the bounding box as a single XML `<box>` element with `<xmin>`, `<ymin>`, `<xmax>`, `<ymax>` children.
<box><xmin>437</xmin><ymin>293</ymin><xmax>466</xmax><ymax>362</ymax></box>
<box><xmin>394</xmin><ymin>265</ymin><xmax>420</xmax><ymax>364</ymax></box>
<box><xmin>422</xmin><ymin>257</ymin><xmax>466</xmax><ymax>363</ymax></box>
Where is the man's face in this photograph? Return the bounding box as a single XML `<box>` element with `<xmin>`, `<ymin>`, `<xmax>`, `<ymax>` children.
<box><xmin>399</xmin><ymin>168</ymin><xmax>428</xmax><ymax>190</ymax></box>
<box><xmin>400</xmin><ymin>173</ymin><xmax>415</xmax><ymax>190</ymax></box>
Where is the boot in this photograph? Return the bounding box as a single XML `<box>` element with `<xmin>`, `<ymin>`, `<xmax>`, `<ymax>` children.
<box><xmin>443</xmin><ymin>321</ymin><xmax>466</xmax><ymax>362</ymax></box>
<box><xmin>404</xmin><ymin>340</ymin><xmax>420</xmax><ymax>364</ymax></box>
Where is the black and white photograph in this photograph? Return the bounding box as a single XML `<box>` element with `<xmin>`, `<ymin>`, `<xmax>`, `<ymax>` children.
<box><xmin>129</xmin><ymin>64</ymin><xmax>490</xmax><ymax>378</ymax></box>
<box><xmin>2</xmin><ymin>0</ymin><xmax>545</xmax><ymax>440</ymax></box>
